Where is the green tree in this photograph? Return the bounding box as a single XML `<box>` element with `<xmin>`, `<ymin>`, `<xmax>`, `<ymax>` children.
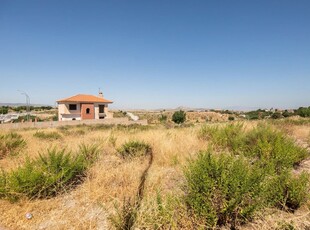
<box><xmin>172</xmin><ymin>110</ymin><xmax>186</xmax><ymax>124</ymax></box>
<box><xmin>0</xmin><ymin>107</ymin><xmax>8</xmax><ymax>114</ymax></box>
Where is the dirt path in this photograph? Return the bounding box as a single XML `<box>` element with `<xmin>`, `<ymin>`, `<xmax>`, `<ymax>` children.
<box><xmin>122</xmin><ymin>149</ymin><xmax>153</xmax><ymax>229</ymax></box>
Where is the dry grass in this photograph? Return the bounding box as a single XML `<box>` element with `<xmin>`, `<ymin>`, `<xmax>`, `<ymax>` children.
<box><xmin>0</xmin><ymin>120</ymin><xmax>309</xmax><ymax>229</ymax></box>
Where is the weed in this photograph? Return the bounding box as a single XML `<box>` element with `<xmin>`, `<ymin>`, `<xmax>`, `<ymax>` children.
<box><xmin>1</xmin><ymin>147</ymin><xmax>89</xmax><ymax>200</ymax></box>
<box><xmin>110</xmin><ymin>198</ymin><xmax>138</xmax><ymax>230</ymax></box>
<box><xmin>33</xmin><ymin>131</ymin><xmax>62</xmax><ymax>140</ymax></box>
<box><xmin>0</xmin><ymin>132</ymin><xmax>26</xmax><ymax>159</ymax></box>
<box><xmin>118</xmin><ymin>141</ymin><xmax>151</xmax><ymax>159</ymax></box>
<box><xmin>78</xmin><ymin>143</ymin><xmax>102</xmax><ymax>165</ymax></box>
<box><xmin>108</xmin><ymin>134</ymin><xmax>117</xmax><ymax>147</ymax></box>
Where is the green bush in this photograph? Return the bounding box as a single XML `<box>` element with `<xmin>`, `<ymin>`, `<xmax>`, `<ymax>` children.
<box><xmin>296</xmin><ymin>106</ymin><xmax>310</xmax><ymax>117</ymax></box>
<box><xmin>185</xmin><ymin>151</ymin><xmax>264</xmax><ymax>228</ymax></box>
<box><xmin>0</xmin><ymin>144</ymin><xmax>103</xmax><ymax>201</ymax></box>
<box><xmin>244</xmin><ymin>125</ymin><xmax>308</xmax><ymax>172</ymax></box>
<box><xmin>264</xmin><ymin>171</ymin><xmax>309</xmax><ymax>211</ymax></box>
<box><xmin>228</xmin><ymin>116</ymin><xmax>235</xmax><ymax>121</ymax></box>
<box><xmin>272</xmin><ymin>112</ymin><xmax>283</xmax><ymax>119</ymax></box>
<box><xmin>33</xmin><ymin>131</ymin><xmax>62</xmax><ymax>140</ymax></box>
<box><xmin>0</xmin><ymin>132</ymin><xmax>26</xmax><ymax>159</ymax></box>
<box><xmin>118</xmin><ymin>141</ymin><xmax>151</xmax><ymax>159</ymax></box>
<box><xmin>172</xmin><ymin>110</ymin><xmax>186</xmax><ymax>124</ymax></box>
<box><xmin>198</xmin><ymin>123</ymin><xmax>245</xmax><ymax>154</ymax></box>
<box><xmin>199</xmin><ymin>124</ymin><xmax>308</xmax><ymax>172</ymax></box>
<box><xmin>158</xmin><ymin>114</ymin><xmax>168</xmax><ymax>123</ymax></box>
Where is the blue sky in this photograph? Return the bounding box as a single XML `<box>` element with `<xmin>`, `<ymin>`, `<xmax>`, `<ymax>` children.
<box><xmin>0</xmin><ymin>0</ymin><xmax>309</xmax><ymax>109</ymax></box>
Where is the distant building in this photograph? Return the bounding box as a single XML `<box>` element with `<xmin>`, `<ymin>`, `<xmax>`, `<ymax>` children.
<box><xmin>57</xmin><ymin>92</ymin><xmax>113</xmax><ymax>121</ymax></box>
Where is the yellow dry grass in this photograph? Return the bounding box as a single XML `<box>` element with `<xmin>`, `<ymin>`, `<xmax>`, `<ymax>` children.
<box><xmin>0</xmin><ymin>121</ymin><xmax>309</xmax><ymax>229</ymax></box>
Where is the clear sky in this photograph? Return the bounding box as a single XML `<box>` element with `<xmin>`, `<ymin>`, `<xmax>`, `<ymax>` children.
<box><xmin>0</xmin><ymin>0</ymin><xmax>309</xmax><ymax>110</ymax></box>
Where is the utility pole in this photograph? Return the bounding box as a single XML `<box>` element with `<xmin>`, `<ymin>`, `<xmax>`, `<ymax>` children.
<box><xmin>18</xmin><ymin>90</ymin><xmax>30</xmax><ymax>122</ymax></box>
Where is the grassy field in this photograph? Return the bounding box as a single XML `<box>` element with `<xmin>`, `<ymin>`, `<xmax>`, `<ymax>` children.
<box><xmin>0</xmin><ymin>119</ymin><xmax>309</xmax><ymax>229</ymax></box>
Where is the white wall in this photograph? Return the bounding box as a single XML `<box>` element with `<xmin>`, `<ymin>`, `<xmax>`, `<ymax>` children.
<box><xmin>58</xmin><ymin>103</ymin><xmax>81</xmax><ymax>121</ymax></box>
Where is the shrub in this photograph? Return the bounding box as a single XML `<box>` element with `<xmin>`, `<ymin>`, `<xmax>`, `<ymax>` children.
<box><xmin>198</xmin><ymin>123</ymin><xmax>245</xmax><ymax>154</ymax></box>
<box><xmin>199</xmin><ymin>124</ymin><xmax>308</xmax><ymax>172</ymax></box>
<box><xmin>264</xmin><ymin>171</ymin><xmax>309</xmax><ymax>211</ymax></box>
<box><xmin>184</xmin><ymin>151</ymin><xmax>264</xmax><ymax>228</ymax></box>
<box><xmin>244</xmin><ymin>125</ymin><xmax>308</xmax><ymax>172</ymax></box>
<box><xmin>272</xmin><ymin>112</ymin><xmax>283</xmax><ymax>119</ymax></box>
<box><xmin>228</xmin><ymin>116</ymin><xmax>235</xmax><ymax>121</ymax></box>
<box><xmin>0</xmin><ymin>170</ymin><xmax>8</xmax><ymax>198</ymax></box>
<box><xmin>172</xmin><ymin>110</ymin><xmax>186</xmax><ymax>124</ymax></box>
<box><xmin>158</xmin><ymin>114</ymin><xmax>167</xmax><ymax>123</ymax></box>
<box><xmin>33</xmin><ymin>131</ymin><xmax>62</xmax><ymax>140</ymax></box>
<box><xmin>1</xmin><ymin>147</ymin><xmax>90</xmax><ymax>200</ymax></box>
<box><xmin>118</xmin><ymin>141</ymin><xmax>151</xmax><ymax>159</ymax></box>
<box><xmin>0</xmin><ymin>132</ymin><xmax>26</xmax><ymax>159</ymax></box>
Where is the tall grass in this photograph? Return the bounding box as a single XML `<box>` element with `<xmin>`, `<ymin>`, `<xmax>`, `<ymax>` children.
<box><xmin>118</xmin><ymin>140</ymin><xmax>151</xmax><ymax>159</ymax></box>
<box><xmin>33</xmin><ymin>131</ymin><xmax>62</xmax><ymax>140</ymax></box>
<box><xmin>0</xmin><ymin>132</ymin><xmax>26</xmax><ymax>159</ymax></box>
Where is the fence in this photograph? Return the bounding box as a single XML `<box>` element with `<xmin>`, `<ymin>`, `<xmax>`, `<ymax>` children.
<box><xmin>0</xmin><ymin>118</ymin><xmax>148</xmax><ymax>130</ymax></box>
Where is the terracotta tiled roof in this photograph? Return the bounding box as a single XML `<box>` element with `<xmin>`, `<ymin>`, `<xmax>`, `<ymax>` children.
<box><xmin>57</xmin><ymin>94</ymin><xmax>113</xmax><ymax>103</ymax></box>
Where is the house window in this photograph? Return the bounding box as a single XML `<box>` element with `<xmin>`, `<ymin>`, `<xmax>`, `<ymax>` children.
<box><xmin>69</xmin><ymin>104</ymin><xmax>77</xmax><ymax>110</ymax></box>
<box><xmin>99</xmin><ymin>105</ymin><xmax>105</xmax><ymax>113</ymax></box>
<box><xmin>86</xmin><ymin>108</ymin><xmax>90</xmax><ymax>114</ymax></box>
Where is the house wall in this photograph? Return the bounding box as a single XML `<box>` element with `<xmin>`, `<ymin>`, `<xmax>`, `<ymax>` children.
<box><xmin>94</xmin><ymin>103</ymin><xmax>113</xmax><ymax>119</ymax></box>
<box><xmin>58</xmin><ymin>103</ymin><xmax>81</xmax><ymax>121</ymax></box>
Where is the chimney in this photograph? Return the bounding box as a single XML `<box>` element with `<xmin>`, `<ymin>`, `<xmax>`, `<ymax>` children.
<box><xmin>98</xmin><ymin>89</ymin><xmax>103</xmax><ymax>98</ymax></box>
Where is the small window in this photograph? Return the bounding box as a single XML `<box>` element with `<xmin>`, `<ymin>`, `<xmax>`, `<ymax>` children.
<box><xmin>86</xmin><ymin>108</ymin><xmax>90</xmax><ymax>114</ymax></box>
<box><xmin>69</xmin><ymin>104</ymin><xmax>77</xmax><ymax>110</ymax></box>
<box><xmin>99</xmin><ymin>105</ymin><xmax>105</xmax><ymax>113</ymax></box>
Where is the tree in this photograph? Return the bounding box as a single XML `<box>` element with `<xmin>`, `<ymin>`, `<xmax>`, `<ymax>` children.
<box><xmin>172</xmin><ymin>110</ymin><xmax>186</xmax><ymax>124</ymax></box>
<box><xmin>271</xmin><ymin>112</ymin><xmax>282</xmax><ymax>119</ymax></box>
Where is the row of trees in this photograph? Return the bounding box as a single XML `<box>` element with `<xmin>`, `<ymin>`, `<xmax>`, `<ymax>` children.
<box><xmin>0</xmin><ymin>106</ymin><xmax>54</xmax><ymax>114</ymax></box>
<box><xmin>245</xmin><ymin>107</ymin><xmax>310</xmax><ymax>120</ymax></box>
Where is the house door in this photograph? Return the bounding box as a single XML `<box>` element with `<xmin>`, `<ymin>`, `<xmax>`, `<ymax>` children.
<box><xmin>81</xmin><ymin>104</ymin><xmax>95</xmax><ymax>120</ymax></box>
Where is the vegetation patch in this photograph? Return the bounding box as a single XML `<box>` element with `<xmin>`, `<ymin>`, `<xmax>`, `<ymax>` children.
<box><xmin>264</xmin><ymin>171</ymin><xmax>309</xmax><ymax>211</ymax></box>
<box><xmin>0</xmin><ymin>132</ymin><xmax>26</xmax><ymax>159</ymax></box>
<box><xmin>192</xmin><ymin>124</ymin><xmax>310</xmax><ymax>228</ymax></box>
<box><xmin>33</xmin><ymin>131</ymin><xmax>62</xmax><ymax>140</ymax></box>
<box><xmin>198</xmin><ymin>123</ymin><xmax>245</xmax><ymax>153</ymax></box>
<box><xmin>199</xmin><ymin>124</ymin><xmax>308</xmax><ymax>172</ymax></box>
<box><xmin>243</xmin><ymin>125</ymin><xmax>308</xmax><ymax>171</ymax></box>
<box><xmin>185</xmin><ymin>151</ymin><xmax>264</xmax><ymax>228</ymax></box>
<box><xmin>172</xmin><ymin>110</ymin><xmax>186</xmax><ymax>124</ymax></box>
<box><xmin>0</xmin><ymin>144</ymin><xmax>101</xmax><ymax>201</ymax></box>
<box><xmin>118</xmin><ymin>140</ymin><xmax>151</xmax><ymax>159</ymax></box>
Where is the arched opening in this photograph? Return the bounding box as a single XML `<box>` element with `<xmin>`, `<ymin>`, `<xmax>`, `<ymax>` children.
<box><xmin>86</xmin><ymin>108</ymin><xmax>90</xmax><ymax>114</ymax></box>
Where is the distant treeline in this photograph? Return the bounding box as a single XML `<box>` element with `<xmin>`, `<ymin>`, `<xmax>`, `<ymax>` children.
<box><xmin>0</xmin><ymin>106</ymin><xmax>54</xmax><ymax>114</ymax></box>
<box><xmin>245</xmin><ymin>107</ymin><xmax>310</xmax><ymax>120</ymax></box>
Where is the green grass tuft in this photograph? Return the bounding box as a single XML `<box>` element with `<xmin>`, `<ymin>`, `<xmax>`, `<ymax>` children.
<box><xmin>118</xmin><ymin>140</ymin><xmax>151</xmax><ymax>159</ymax></box>
<box><xmin>0</xmin><ymin>132</ymin><xmax>26</xmax><ymax>159</ymax></box>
